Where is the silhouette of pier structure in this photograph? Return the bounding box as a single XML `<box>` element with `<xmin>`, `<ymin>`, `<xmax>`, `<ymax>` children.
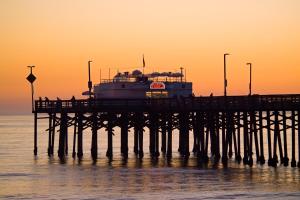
<box><xmin>33</xmin><ymin>94</ymin><xmax>300</xmax><ymax>167</ymax></box>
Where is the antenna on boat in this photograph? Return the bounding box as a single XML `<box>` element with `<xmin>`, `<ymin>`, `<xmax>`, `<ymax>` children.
<box><xmin>88</xmin><ymin>60</ymin><xmax>92</xmax><ymax>99</ymax></box>
<box><xmin>180</xmin><ymin>67</ymin><xmax>183</xmax><ymax>82</ymax></box>
<box><xmin>100</xmin><ymin>68</ymin><xmax>101</xmax><ymax>83</ymax></box>
<box><xmin>109</xmin><ymin>68</ymin><xmax>111</xmax><ymax>80</ymax></box>
<box><xmin>185</xmin><ymin>68</ymin><xmax>187</xmax><ymax>82</ymax></box>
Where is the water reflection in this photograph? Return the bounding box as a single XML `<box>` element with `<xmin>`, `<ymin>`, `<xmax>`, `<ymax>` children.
<box><xmin>1</xmin><ymin>115</ymin><xmax>300</xmax><ymax>199</ymax></box>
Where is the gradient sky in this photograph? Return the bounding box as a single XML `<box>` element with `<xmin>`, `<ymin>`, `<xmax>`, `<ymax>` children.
<box><xmin>0</xmin><ymin>0</ymin><xmax>300</xmax><ymax>114</ymax></box>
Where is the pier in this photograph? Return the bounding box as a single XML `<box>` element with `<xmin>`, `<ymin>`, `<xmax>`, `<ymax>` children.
<box><xmin>33</xmin><ymin>94</ymin><xmax>300</xmax><ymax>167</ymax></box>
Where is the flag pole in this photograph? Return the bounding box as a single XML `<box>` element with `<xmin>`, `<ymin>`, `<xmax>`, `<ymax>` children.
<box><xmin>142</xmin><ymin>54</ymin><xmax>145</xmax><ymax>75</ymax></box>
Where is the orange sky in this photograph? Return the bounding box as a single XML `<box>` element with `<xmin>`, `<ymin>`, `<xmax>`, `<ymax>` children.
<box><xmin>0</xmin><ymin>0</ymin><xmax>300</xmax><ymax>114</ymax></box>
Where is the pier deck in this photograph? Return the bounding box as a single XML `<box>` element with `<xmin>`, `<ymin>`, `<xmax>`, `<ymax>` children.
<box><xmin>33</xmin><ymin>94</ymin><xmax>300</xmax><ymax>167</ymax></box>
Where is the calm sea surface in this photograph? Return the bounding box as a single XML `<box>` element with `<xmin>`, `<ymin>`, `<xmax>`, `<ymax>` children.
<box><xmin>0</xmin><ymin>115</ymin><xmax>299</xmax><ymax>199</ymax></box>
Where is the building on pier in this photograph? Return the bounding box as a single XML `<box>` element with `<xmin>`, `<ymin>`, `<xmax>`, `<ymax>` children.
<box><xmin>83</xmin><ymin>69</ymin><xmax>192</xmax><ymax>99</ymax></box>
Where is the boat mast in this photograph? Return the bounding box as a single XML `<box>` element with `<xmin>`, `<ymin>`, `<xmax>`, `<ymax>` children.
<box><xmin>180</xmin><ymin>67</ymin><xmax>183</xmax><ymax>82</ymax></box>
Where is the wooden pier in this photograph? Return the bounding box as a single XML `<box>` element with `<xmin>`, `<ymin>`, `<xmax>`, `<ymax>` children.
<box><xmin>33</xmin><ymin>94</ymin><xmax>300</xmax><ymax>167</ymax></box>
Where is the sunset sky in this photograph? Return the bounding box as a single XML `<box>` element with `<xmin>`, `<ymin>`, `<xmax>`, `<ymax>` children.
<box><xmin>0</xmin><ymin>0</ymin><xmax>299</xmax><ymax>114</ymax></box>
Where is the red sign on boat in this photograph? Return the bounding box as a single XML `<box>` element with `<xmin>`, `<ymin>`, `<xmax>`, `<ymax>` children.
<box><xmin>150</xmin><ymin>82</ymin><xmax>166</xmax><ymax>90</ymax></box>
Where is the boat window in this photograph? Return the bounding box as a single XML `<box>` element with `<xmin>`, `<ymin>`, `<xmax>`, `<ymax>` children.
<box><xmin>146</xmin><ymin>91</ymin><xmax>168</xmax><ymax>98</ymax></box>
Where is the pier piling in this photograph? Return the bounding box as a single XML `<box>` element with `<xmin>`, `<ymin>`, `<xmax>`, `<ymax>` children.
<box><xmin>32</xmin><ymin>94</ymin><xmax>300</xmax><ymax>168</ymax></box>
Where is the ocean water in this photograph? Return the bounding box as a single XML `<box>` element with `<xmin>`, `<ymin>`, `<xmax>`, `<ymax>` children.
<box><xmin>0</xmin><ymin>115</ymin><xmax>299</xmax><ymax>199</ymax></box>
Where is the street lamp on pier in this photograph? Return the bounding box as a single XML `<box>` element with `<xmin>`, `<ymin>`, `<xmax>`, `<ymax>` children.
<box><xmin>224</xmin><ymin>53</ymin><xmax>230</xmax><ymax>97</ymax></box>
<box><xmin>246</xmin><ymin>62</ymin><xmax>252</xmax><ymax>96</ymax></box>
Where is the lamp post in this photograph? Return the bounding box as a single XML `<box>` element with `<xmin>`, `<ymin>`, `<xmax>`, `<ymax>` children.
<box><xmin>88</xmin><ymin>60</ymin><xmax>92</xmax><ymax>99</ymax></box>
<box><xmin>246</xmin><ymin>62</ymin><xmax>252</xmax><ymax>96</ymax></box>
<box><xmin>26</xmin><ymin>65</ymin><xmax>36</xmax><ymax>112</ymax></box>
<box><xmin>224</xmin><ymin>53</ymin><xmax>230</xmax><ymax>97</ymax></box>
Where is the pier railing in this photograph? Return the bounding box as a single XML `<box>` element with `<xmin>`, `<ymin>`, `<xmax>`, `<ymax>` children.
<box><xmin>35</xmin><ymin>94</ymin><xmax>300</xmax><ymax>113</ymax></box>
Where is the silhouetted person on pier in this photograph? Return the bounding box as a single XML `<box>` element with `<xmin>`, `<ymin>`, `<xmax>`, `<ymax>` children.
<box><xmin>45</xmin><ymin>97</ymin><xmax>50</xmax><ymax>107</ymax></box>
<box><xmin>56</xmin><ymin>97</ymin><xmax>62</xmax><ymax>109</ymax></box>
<box><xmin>71</xmin><ymin>96</ymin><xmax>76</xmax><ymax>107</ymax></box>
<box><xmin>39</xmin><ymin>97</ymin><xmax>42</xmax><ymax>107</ymax></box>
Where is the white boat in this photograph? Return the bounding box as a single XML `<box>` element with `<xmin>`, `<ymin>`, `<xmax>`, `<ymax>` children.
<box><xmin>84</xmin><ymin>69</ymin><xmax>192</xmax><ymax>99</ymax></box>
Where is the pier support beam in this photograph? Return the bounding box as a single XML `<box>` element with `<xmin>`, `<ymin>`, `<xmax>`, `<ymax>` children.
<box><xmin>161</xmin><ymin>114</ymin><xmax>167</xmax><ymax>154</ymax></box>
<box><xmin>282</xmin><ymin>111</ymin><xmax>289</xmax><ymax>166</ymax></box>
<box><xmin>138</xmin><ymin>112</ymin><xmax>144</xmax><ymax>158</ymax></box>
<box><xmin>149</xmin><ymin>112</ymin><xmax>159</xmax><ymax>157</ymax></box>
<box><xmin>58</xmin><ymin>112</ymin><xmax>67</xmax><ymax>159</ymax></box>
<box><xmin>134</xmin><ymin>112</ymin><xmax>144</xmax><ymax>158</ymax></box>
<box><xmin>134</xmin><ymin>125</ymin><xmax>138</xmax><ymax>155</ymax></box>
<box><xmin>77</xmin><ymin>113</ymin><xmax>83</xmax><ymax>160</ymax></box>
<box><xmin>166</xmin><ymin>113</ymin><xmax>173</xmax><ymax>158</ymax></box>
<box><xmin>228</xmin><ymin>112</ymin><xmax>233</xmax><ymax>159</ymax></box>
<box><xmin>259</xmin><ymin>111</ymin><xmax>265</xmax><ymax>164</ymax></box>
<box><xmin>291</xmin><ymin>111</ymin><xmax>296</xmax><ymax>167</ymax></box>
<box><xmin>198</xmin><ymin>112</ymin><xmax>205</xmax><ymax>161</ymax></box>
<box><xmin>47</xmin><ymin>113</ymin><xmax>53</xmax><ymax>157</ymax></box>
<box><xmin>91</xmin><ymin>113</ymin><xmax>98</xmax><ymax>161</ymax></box>
<box><xmin>267</xmin><ymin>111</ymin><xmax>272</xmax><ymax>166</ymax></box>
<box><xmin>50</xmin><ymin>113</ymin><xmax>56</xmax><ymax>155</ymax></box>
<box><xmin>252</xmin><ymin>112</ymin><xmax>259</xmax><ymax>164</ymax></box>
<box><xmin>120</xmin><ymin>112</ymin><xmax>129</xmax><ymax>159</ymax></box>
<box><xmin>72</xmin><ymin>114</ymin><xmax>77</xmax><ymax>158</ymax></box>
<box><xmin>271</xmin><ymin>111</ymin><xmax>279</xmax><ymax>167</ymax></box>
<box><xmin>236</xmin><ymin>112</ymin><xmax>242</xmax><ymax>162</ymax></box>
<box><xmin>106</xmin><ymin>114</ymin><xmax>114</xmax><ymax>159</ymax></box>
<box><xmin>215</xmin><ymin>113</ymin><xmax>221</xmax><ymax>162</ymax></box>
<box><xmin>298</xmin><ymin>110</ymin><xmax>300</xmax><ymax>168</ymax></box>
<box><xmin>34</xmin><ymin>112</ymin><xmax>38</xmax><ymax>156</ymax></box>
<box><xmin>243</xmin><ymin>112</ymin><xmax>249</xmax><ymax>164</ymax></box>
<box><xmin>222</xmin><ymin>112</ymin><xmax>228</xmax><ymax>164</ymax></box>
<box><xmin>179</xmin><ymin>112</ymin><xmax>190</xmax><ymax>158</ymax></box>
